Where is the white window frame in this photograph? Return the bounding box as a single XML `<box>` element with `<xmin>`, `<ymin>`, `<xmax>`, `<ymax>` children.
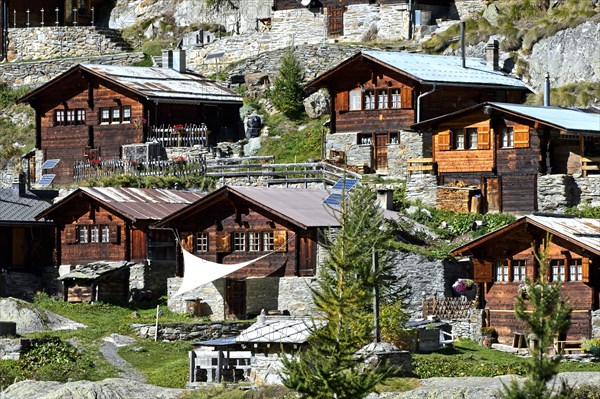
<box><xmin>512</xmin><ymin>259</ymin><xmax>526</xmax><ymax>282</ymax></box>
<box><xmin>569</xmin><ymin>259</ymin><xmax>582</xmax><ymax>281</ymax></box>
<box><xmin>391</xmin><ymin>89</ymin><xmax>401</xmax><ymax>109</ymax></box>
<box><xmin>263</xmin><ymin>232</ymin><xmax>274</xmax><ymax>251</ymax></box>
<box><xmin>233</xmin><ymin>232</ymin><xmax>245</xmax><ymax>252</ymax></box>
<box><xmin>78</xmin><ymin>226</ymin><xmax>88</xmax><ymax>244</ymax></box>
<box><xmin>349</xmin><ymin>89</ymin><xmax>362</xmax><ymax>111</ymax></box>
<box><xmin>248</xmin><ymin>232</ymin><xmax>260</xmax><ymax>252</ymax></box>
<box><xmin>364</xmin><ymin>90</ymin><xmax>375</xmax><ymax>110</ymax></box>
<box><xmin>551</xmin><ymin>259</ymin><xmax>565</xmax><ymax>281</ymax></box>
<box><xmin>495</xmin><ymin>259</ymin><xmax>509</xmax><ymax>282</ymax></box>
<box><xmin>90</xmin><ymin>225</ymin><xmax>99</xmax><ymax>243</ymax></box>
<box><xmin>195</xmin><ymin>232</ymin><xmax>208</xmax><ymax>252</ymax></box>
<box><xmin>377</xmin><ymin>89</ymin><xmax>389</xmax><ymax>109</ymax></box>
<box><xmin>454</xmin><ymin>129</ymin><xmax>465</xmax><ymax>150</ymax></box>
<box><xmin>101</xmin><ymin>225</ymin><xmax>110</xmax><ymax>242</ymax></box>
<box><xmin>467</xmin><ymin>127</ymin><xmax>478</xmax><ymax>149</ymax></box>
<box><xmin>501</xmin><ymin>127</ymin><xmax>514</xmax><ymax>148</ymax></box>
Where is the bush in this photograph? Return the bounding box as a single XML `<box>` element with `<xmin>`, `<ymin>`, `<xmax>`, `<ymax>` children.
<box><xmin>268</xmin><ymin>47</ymin><xmax>305</xmax><ymax>120</ymax></box>
<box><xmin>581</xmin><ymin>338</ymin><xmax>600</xmax><ymax>355</ymax></box>
<box><xmin>0</xmin><ymin>360</ymin><xmax>20</xmax><ymax>390</ymax></box>
<box><xmin>571</xmin><ymin>384</ymin><xmax>600</xmax><ymax>399</ymax></box>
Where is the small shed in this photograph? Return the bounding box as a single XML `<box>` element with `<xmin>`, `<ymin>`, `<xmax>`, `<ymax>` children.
<box><xmin>57</xmin><ymin>261</ymin><xmax>132</xmax><ymax>303</ymax></box>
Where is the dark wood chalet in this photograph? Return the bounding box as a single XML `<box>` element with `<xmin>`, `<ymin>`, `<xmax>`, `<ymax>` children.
<box><xmin>18</xmin><ymin>51</ymin><xmax>243</xmax><ymax>185</ymax></box>
<box><xmin>452</xmin><ymin>214</ymin><xmax>600</xmax><ymax>344</ymax></box>
<box><xmin>304</xmin><ymin>50</ymin><xmax>531</xmax><ymax>173</ymax></box>
<box><xmin>35</xmin><ymin>187</ymin><xmax>204</xmax><ymax>303</ymax></box>
<box><xmin>158</xmin><ymin>186</ymin><xmax>342</xmax><ymax>320</ymax></box>
<box><xmin>412</xmin><ymin>102</ymin><xmax>600</xmax><ymax>213</ymax></box>
<box><xmin>0</xmin><ymin>174</ymin><xmax>56</xmax><ymax>298</ymax></box>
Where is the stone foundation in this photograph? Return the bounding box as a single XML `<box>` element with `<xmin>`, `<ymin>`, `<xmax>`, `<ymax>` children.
<box><xmin>132</xmin><ymin>321</ymin><xmax>253</xmax><ymax>341</ymax></box>
<box><xmin>537</xmin><ymin>174</ymin><xmax>600</xmax><ymax>213</ymax></box>
<box><xmin>130</xmin><ymin>260</ymin><xmax>176</xmax><ymax>301</ymax></box>
<box><xmin>593</xmin><ymin>310</ymin><xmax>600</xmax><ymax>339</ymax></box>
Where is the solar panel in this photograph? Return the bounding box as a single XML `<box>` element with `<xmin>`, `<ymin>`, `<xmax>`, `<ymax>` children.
<box><xmin>323</xmin><ymin>193</ymin><xmax>347</xmax><ymax>207</ymax></box>
<box><xmin>331</xmin><ymin>178</ymin><xmax>359</xmax><ymax>191</ymax></box>
<box><xmin>37</xmin><ymin>174</ymin><xmax>56</xmax><ymax>186</ymax></box>
<box><xmin>41</xmin><ymin>159</ymin><xmax>60</xmax><ymax>169</ymax></box>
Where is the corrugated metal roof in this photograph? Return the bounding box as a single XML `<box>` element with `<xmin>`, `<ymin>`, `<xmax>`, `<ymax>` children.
<box><xmin>363</xmin><ymin>51</ymin><xmax>529</xmax><ymax>88</ymax></box>
<box><xmin>0</xmin><ymin>189</ymin><xmax>53</xmax><ymax>223</ymax></box>
<box><xmin>527</xmin><ymin>214</ymin><xmax>600</xmax><ymax>253</ymax></box>
<box><xmin>80</xmin><ymin>64</ymin><xmax>242</xmax><ymax>104</ymax></box>
<box><xmin>78</xmin><ymin>187</ymin><xmax>204</xmax><ymax>221</ymax></box>
<box><xmin>489</xmin><ymin>103</ymin><xmax>600</xmax><ymax>133</ymax></box>
<box><xmin>229</xmin><ymin>186</ymin><xmax>342</xmax><ymax>228</ymax></box>
<box><xmin>237</xmin><ymin>316</ymin><xmax>325</xmax><ymax>344</ymax></box>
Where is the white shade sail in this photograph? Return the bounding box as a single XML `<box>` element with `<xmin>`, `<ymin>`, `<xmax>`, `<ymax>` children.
<box><xmin>173</xmin><ymin>248</ymin><xmax>273</xmax><ymax>297</ymax></box>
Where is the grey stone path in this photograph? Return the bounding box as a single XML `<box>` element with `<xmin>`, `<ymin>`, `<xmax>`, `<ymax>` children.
<box><xmin>99</xmin><ymin>334</ymin><xmax>147</xmax><ymax>383</ymax></box>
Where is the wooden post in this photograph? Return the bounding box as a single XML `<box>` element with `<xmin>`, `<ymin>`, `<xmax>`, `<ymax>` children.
<box><xmin>373</xmin><ymin>247</ymin><xmax>380</xmax><ymax>343</ymax></box>
<box><xmin>154</xmin><ymin>305</ymin><xmax>159</xmax><ymax>342</ymax></box>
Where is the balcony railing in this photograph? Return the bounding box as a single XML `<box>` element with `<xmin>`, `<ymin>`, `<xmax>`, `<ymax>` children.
<box><xmin>73</xmin><ymin>156</ymin><xmax>206</xmax><ymax>181</ymax></box>
<box><xmin>147</xmin><ymin>124</ymin><xmax>209</xmax><ymax>148</ymax></box>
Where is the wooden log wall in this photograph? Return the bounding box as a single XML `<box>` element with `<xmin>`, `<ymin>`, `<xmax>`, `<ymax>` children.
<box><xmin>40</xmin><ymin>78</ymin><xmax>143</xmax><ymax>184</ymax></box>
<box><xmin>58</xmin><ymin>200</ymin><xmax>127</xmax><ymax>265</ymax></box>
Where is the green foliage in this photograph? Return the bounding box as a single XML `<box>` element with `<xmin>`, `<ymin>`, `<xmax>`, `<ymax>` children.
<box><xmin>525</xmin><ymin>82</ymin><xmax>600</xmax><ymax>108</ymax></box>
<box><xmin>0</xmin><ymin>86</ymin><xmax>35</xmax><ymax>168</ymax></box>
<box><xmin>379</xmin><ymin>302</ymin><xmax>413</xmax><ymax>349</ymax></box>
<box><xmin>81</xmin><ymin>173</ymin><xmax>215</xmax><ymax>191</ymax></box>
<box><xmin>500</xmin><ymin>235</ymin><xmax>573</xmax><ymax>399</ymax></box>
<box><xmin>18</xmin><ymin>336</ymin><xmax>95</xmax><ymax>382</ymax></box>
<box><xmin>257</xmin><ymin>116</ymin><xmax>325</xmax><ymax>163</ymax></box>
<box><xmin>282</xmin><ymin>185</ymin><xmax>408</xmax><ymax>398</ymax></box>
<box><xmin>581</xmin><ymin>338</ymin><xmax>600</xmax><ymax>355</ymax></box>
<box><xmin>0</xmin><ymin>360</ymin><xmax>20</xmax><ymax>390</ymax></box>
<box><xmin>268</xmin><ymin>47</ymin><xmax>305</xmax><ymax>120</ymax></box>
<box><xmin>180</xmin><ymin>385</ymin><xmax>296</xmax><ymax>399</ymax></box>
<box><xmin>564</xmin><ymin>203</ymin><xmax>600</xmax><ymax>218</ymax></box>
<box><xmin>570</xmin><ymin>384</ymin><xmax>600</xmax><ymax>399</ymax></box>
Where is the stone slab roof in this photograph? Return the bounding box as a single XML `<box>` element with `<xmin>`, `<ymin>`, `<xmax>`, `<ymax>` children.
<box><xmin>0</xmin><ymin>188</ymin><xmax>54</xmax><ymax>224</ymax></box>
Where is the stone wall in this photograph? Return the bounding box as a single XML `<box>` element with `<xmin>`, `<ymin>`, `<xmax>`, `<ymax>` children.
<box><xmin>443</xmin><ymin>309</ymin><xmax>484</xmax><ymax>341</ymax></box>
<box><xmin>0</xmin><ymin>52</ymin><xmax>145</xmax><ymax>88</ymax></box>
<box><xmin>0</xmin><ymin>271</ymin><xmax>43</xmax><ymax>299</ymax></box>
<box><xmin>129</xmin><ymin>260</ymin><xmax>176</xmax><ymax>301</ymax></box>
<box><xmin>537</xmin><ymin>174</ymin><xmax>600</xmax><ymax>213</ymax></box>
<box><xmin>453</xmin><ymin>0</ymin><xmax>485</xmax><ymax>19</ymax></box>
<box><xmin>132</xmin><ymin>321</ymin><xmax>253</xmax><ymax>341</ymax></box>
<box><xmin>7</xmin><ymin>27</ymin><xmax>130</xmax><ymax>62</ymax></box>
<box><xmin>405</xmin><ymin>174</ymin><xmax>437</xmax><ymax>207</ymax></box>
<box><xmin>593</xmin><ymin>310</ymin><xmax>600</xmax><ymax>338</ymax></box>
<box><xmin>343</xmin><ymin>4</ymin><xmax>410</xmax><ymax>42</ymax></box>
<box><xmin>168</xmin><ymin>277</ymin><xmax>226</xmax><ymax>320</ymax></box>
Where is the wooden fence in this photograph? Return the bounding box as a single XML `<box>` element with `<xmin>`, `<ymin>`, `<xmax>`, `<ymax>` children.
<box><xmin>147</xmin><ymin>124</ymin><xmax>209</xmax><ymax>148</ymax></box>
<box><xmin>422</xmin><ymin>296</ymin><xmax>474</xmax><ymax>320</ymax></box>
<box><xmin>73</xmin><ymin>156</ymin><xmax>206</xmax><ymax>181</ymax></box>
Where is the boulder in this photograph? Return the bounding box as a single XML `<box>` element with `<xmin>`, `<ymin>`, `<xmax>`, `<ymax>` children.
<box><xmin>0</xmin><ymin>298</ymin><xmax>85</xmax><ymax>334</ymax></box>
<box><xmin>245</xmin><ymin>72</ymin><xmax>270</xmax><ymax>87</ymax></box>
<box><xmin>482</xmin><ymin>4</ymin><xmax>501</xmax><ymax>26</ymax></box>
<box><xmin>303</xmin><ymin>89</ymin><xmax>330</xmax><ymax>119</ymax></box>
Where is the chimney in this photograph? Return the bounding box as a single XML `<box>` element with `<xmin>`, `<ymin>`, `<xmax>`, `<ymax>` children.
<box><xmin>460</xmin><ymin>21</ymin><xmax>466</xmax><ymax>68</ymax></box>
<box><xmin>12</xmin><ymin>172</ymin><xmax>26</xmax><ymax>197</ymax></box>
<box><xmin>544</xmin><ymin>72</ymin><xmax>551</xmax><ymax>107</ymax></box>
<box><xmin>376</xmin><ymin>189</ymin><xmax>394</xmax><ymax>211</ymax></box>
<box><xmin>162</xmin><ymin>50</ymin><xmax>173</xmax><ymax>69</ymax></box>
<box><xmin>485</xmin><ymin>38</ymin><xmax>499</xmax><ymax>71</ymax></box>
<box><xmin>172</xmin><ymin>49</ymin><xmax>186</xmax><ymax>73</ymax></box>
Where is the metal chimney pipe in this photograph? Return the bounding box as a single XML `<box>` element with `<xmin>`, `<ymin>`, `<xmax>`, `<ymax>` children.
<box><xmin>460</xmin><ymin>21</ymin><xmax>466</xmax><ymax>68</ymax></box>
<box><xmin>544</xmin><ymin>72</ymin><xmax>550</xmax><ymax>107</ymax></box>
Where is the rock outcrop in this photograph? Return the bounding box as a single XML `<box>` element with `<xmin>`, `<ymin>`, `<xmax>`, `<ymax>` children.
<box><xmin>0</xmin><ymin>298</ymin><xmax>85</xmax><ymax>334</ymax></box>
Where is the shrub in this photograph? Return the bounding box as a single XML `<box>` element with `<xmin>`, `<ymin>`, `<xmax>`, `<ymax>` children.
<box><xmin>571</xmin><ymin>384</ymin><xmax>600</xmax><ymax>399</ymax></box>
<box><xmin>268</xmin><ymin>47</ymin><xmax>305</xmax><ymax>120</ymax></box>
<box><xmin>0</xmin><ymin>360</ymin><xmax>20</xmax><ymax>390</ymax></box>
<box><xmin>581</xmin><ymin>338</ymin><xmax>600</xmax><ymax>355</ymax></box>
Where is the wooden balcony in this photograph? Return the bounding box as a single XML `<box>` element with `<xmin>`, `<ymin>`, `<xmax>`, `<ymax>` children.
<box><xmin>147</xmin><ymin>124</ymin><xmax>209</xmax><ymax>148</ymax></box>
<box><xmin>407</xmin><ymin>158</ymin><xmax>436</xmax><ymax>176</ymax></box>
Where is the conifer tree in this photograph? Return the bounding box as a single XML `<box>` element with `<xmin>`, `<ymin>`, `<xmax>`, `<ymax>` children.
<box><xmin>282</xmin><ymin>185</ymin><xmax>407</xmax><ymax>399</ymax></box>
<box><xmin>501</xmin><ymin>234</ymin><xmax>573</xmax><ymax>399</ymax></box>
<box><xmin>269</xmin><ymin>47</ymin><xmax>305</xmax><ymax>120</ymax></box>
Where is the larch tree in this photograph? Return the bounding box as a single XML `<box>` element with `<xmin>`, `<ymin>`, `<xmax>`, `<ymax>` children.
<box><xmin>282</xmin><ymin>184</ymin><xmax>408</xmax><ymax>399</ymax></box>
<box><xmin>269</xmin><ymin>46</ymin><xmax>306</xmax><ymax>120</ymax></box>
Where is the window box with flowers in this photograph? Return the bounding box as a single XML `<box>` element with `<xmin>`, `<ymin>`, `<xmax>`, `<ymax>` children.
<box><xmin>453</xmin><ymin>278</ymin><xmax>477</xmax><ymax>300</ymax></box>
<box><xmin>172</xmin><ymin>124</ymin><xmax>185</xmax><ymax>134</ymax></box>
<box><xmin>89</xmin><ymin>158</ymin><xmax>102</xmax><ymax>169</ymax></box>
<box><xmin>133</xmin><ymin>117</ymin><xmax>147</xmax><ymax>130</ymax></box>
<box><xmin>172</xmin><ymin>155</ymin><xmax>187</xmax><ymax>166</ymax></box>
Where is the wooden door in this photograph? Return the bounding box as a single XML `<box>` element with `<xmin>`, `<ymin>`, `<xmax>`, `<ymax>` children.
<box><xmin>485</xmin><ymin>177</ymin><xmax>501</xmax><ymax>213</ymax></box>
<box><xmin>375</xmin><ymin>134</ymin><xmax>389</xmax><ymax>172</ymax></box>
<box><xmin>327</xmin><ymin>3</ymin><xmax>344</xmax><ymax>37</ymax></box>
<box><xmin>225</xmin><ymin>279</ymin><xmax>246</xmax><ymax>320</ymax></box>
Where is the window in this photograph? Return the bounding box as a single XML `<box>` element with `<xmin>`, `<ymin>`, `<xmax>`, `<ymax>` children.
<box><xmin>78</xmin><ymin>226</ymin><xmax>88</xmax><ymax>244</ymax></box>
<box><xmin>513</xmin><ymin>260</ymin><xmax>526</xmax><ymax>282</ymax></box>
<box><xmin>377</xmin><ymin>89</ymin><xmax>389</xmax><ymax>109</ymax></box>
<box><xmin>495</xmin><ymin>259</ymin><xmax>509</xmax><ymax>282</ymax></box>
<box><xmin>551</xmin><ymin>259</ymin><xmax>565</xmax><ymax>281</ymax></box>
<box><xmin>569</xmin><ymin>259</ymin><xmax>582</xmax><ymax>281</ymax></box>
<box><xmin>467</xmin><ymin>128</ymin><xmax>478</xmax><ymax>149</ymax></box>
<box><xmin>90</xmin><ymin>225</ymin><xmax>99</xmax><ymax>243</ymax></box>
<box><xmin>248</xmin><ymin>232</ymin><xmax>260</xmax><ymax>251</ymax></box>
<box><xmin>195</xmin><ymin>232</ymin><xmax>208</xmax><ymax>252</ymax></box>
<box><xmin>349</xmin><ymin>89</ymin><xmax>361</xmax><ymax>111</ymax></box>
<box><xmin>54</xmin><ymin>108</ymin><xmax>86</xmax><ymax>126</ymax></box>
<box><xmin>263</xmin><ymin>232</ymin><xmax>274</xmax><ymax>251</ymax></box>
<box><xmin>99</xmin><ymin>106</ymin><xmax>132</xmax><ymax>124</ymax></box>
<box><xmin>233</xmin><ymin>232</ymin><xmax>245</xmax><ymax>251</ymax></box>
<box><xmin>364</xmin><ymin>90</ymin><xmax>375</xmax><ymax>110</ymax></box>
<box><xmin>501</xmin><ymin>127</ymin><xmax>514</xmax><ymax>148</ymax></box>
<box><xmin>453</xmin><ymin>129</ymin><xmax>465</xmax><ymax>150</ymax></box>
<box><xmin>391</xmin><ymin>89</ymin><xmax>401</xmax><ymax>109</ymax></box>
<box><xmin>101</xmin><ymin>225</ymin><xmax>110</xmax><ymax>242</ymax></box>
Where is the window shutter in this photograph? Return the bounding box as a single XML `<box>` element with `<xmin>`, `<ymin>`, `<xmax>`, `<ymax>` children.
<box><xmin>437</xmin><ymin>130</ymin><xmax>451</xmax><ymax>151</ymax></box>
<box><xmin>65</xmin><ymin>225</ymin><xmax>77</xmax><ymax>244</ymax></box>
<box><xmin>274</xmin><ymin>231</ymin><xmax>287</xmax><ymax>252</ymax></box>
<box><xmin>477</xmin><ymin>125</ymin><xmax>491</xmax><ymax>150</ymax></box>
<box><xmin>474</xmin><ymin>261</ymin><xmax>492</xmax><ymax>283</ymax></box>
<box><xmin>215</xmin><ymin>231</ymin><xmax>230</xmax><ymax>253</ymax></box>
<box><xmin>336</xmin><ymin>91</ymin><xmax>349</xmax><ymax>112</ymax></box>
<box><xmin>513</xmin><ymin>126</ymin><xmax>530</xmax><ymax>148</ymax></box>
<box><xmin>582</xmin><ymin>257</ymin><xmax>590</xmax><ymax>283</ymax></box>
<box><xmin>401</xmin><ymin>87</ymin><xmax>412</xmax><ymax>109</ymax></box>
<box><xmin>109</xmin><ymin>225</ymin><xmax>120</xmax><ymax>244</ymax></box>
<box><xmin>180</xmin><ymin>233</ymin><xmax>194</xmax><ymax>252</ymax></box>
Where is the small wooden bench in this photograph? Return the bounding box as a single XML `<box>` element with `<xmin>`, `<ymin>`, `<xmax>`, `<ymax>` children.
<box><xmin>554</xmin><ymin>340</ymin><xmax>582</xmax><ymax>354</ymax></box>
<box><xmin>581</xmin><ymin>156</ymin><xmax>600</xmax><ymax>177</ymax></box>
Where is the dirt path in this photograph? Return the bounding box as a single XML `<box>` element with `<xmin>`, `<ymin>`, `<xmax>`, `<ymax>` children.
<box><xmin>99</xmin><ymin>335</ymin><xmax>147</xmax><ymax>383</ymax></box>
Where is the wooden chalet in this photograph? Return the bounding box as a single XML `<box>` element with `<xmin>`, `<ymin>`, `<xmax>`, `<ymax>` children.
<box><xmin>35</xmin><ymin>187</ymin><xmax>204</xmax><ymax>303</ymax></box>
<box><xmin>412</xmin><ymin>102</ymin><xmax>600</xmax><ymax>213</ymax></box>
<box><xmin>18</xmin><ymin>50</ymin><xmax>243</xmax><ymax>185</ymax></box>
<box><xmin>158</xmin><ymin>186</ymin><xmax>344</xmax><ymax>320</ymax></box>
<box><xmin>452</xmin><ymin>214</ymin><xmax>600</xmax><ymax>344</ymax></box>
<box><xmin>304</xmin><ymin>50</ymin><xmax>531</xmax><ymax>173</ymax></box>
<box><xmin>0</xmin><ymin>174</ymin><xmax>56</xmax><ymax>298</ymax></box>
<box><xmin>0</xmin><ymin>1</ymin><xmax>109</xmax><ymax>60</ymax></box>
